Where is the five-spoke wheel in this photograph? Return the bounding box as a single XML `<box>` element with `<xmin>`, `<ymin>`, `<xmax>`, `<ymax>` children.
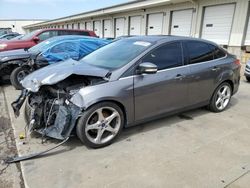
<box><xmin>76</xmin><ymin>102</ymin><xmax>124</xmax><ymax>148</ymax></box>
<box><xmin>209</xmin><ymin>82</ymin><xmax>232</xmax><ymax>112</ymax></box>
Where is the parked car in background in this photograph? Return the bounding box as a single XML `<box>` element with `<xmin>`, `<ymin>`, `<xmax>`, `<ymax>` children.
<box><xmin>245</xmin><ymin>60</ymin><xmax>250</xmax><ymax>82</ymax></box>
<box><xmin>0</xmin><ymin>28</ymin><xmax>12</xmax><ymax>36</ymax></box>
<box><xmin>0</xmin><ymin>35</ymin><xmax>109</xmax><ymax>88</ymax></box>
<box><xmin>0</xmin><ymin>33</ymin><xmax>20</xmax><ymax>40</ymax></box>
<box><xmin>12</xmin><ymin>36</ymin><xmax>241</xmax><ymax>148</ymax></box>
<box><xmin>11</xmin><ymin>36</ymin><xmax>110</xmax><ymax>89</ymax></box>
<box><xmin>0</xmin><ymin>29</ymin><xmax>97</xmax><ymax>52</ymax></box>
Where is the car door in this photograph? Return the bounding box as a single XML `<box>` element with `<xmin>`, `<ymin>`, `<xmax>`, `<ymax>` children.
<box><xmin>183</xmin><ymin>41</ymin><xmax>219</xmax><ymax>106</ymax></box>
<box><xmin>134</xmin><ymin>42</ymin><xmax>190</xmax><ymax>122</ymax></box>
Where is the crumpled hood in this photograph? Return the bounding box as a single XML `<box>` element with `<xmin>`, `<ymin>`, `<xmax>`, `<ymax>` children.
<box><xmin>22</xmin><ymin>58</ymin><xmax>110</xmax><ymax>92</ymax></box>
<box><xmin>0</xmin><ymin>49</ymin><xmax>32</xmax><ymax>63</ymax></box>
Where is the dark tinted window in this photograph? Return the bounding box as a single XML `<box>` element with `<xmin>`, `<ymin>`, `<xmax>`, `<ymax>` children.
<box><xmin>142</xmin><ymin>42</ymin><xmax>183</xmax><ymax>70</ymax></box>
<box><xmin>207</xmin><ymin>44</ymin><xmax>226</xmax><ymax>59</ymax></box>
<box><xmin>58</xmin><ymin>30</ymin><xmax>90</xmax><ymax>36</ymax></box>
<box><xmin>186</xmin><ymin>41</ymin><xmax>214</xmax><ymax>64</ymax></box>
<box><xmin>213</xmin><ymin>47</ymin><xmax>226</xmax><ymax>59</ymax></box>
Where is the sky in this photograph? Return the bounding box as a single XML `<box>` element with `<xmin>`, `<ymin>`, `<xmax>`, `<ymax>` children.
<box><xmin>0</xmin><ymin>0</ymin><xmax>133</xmax><ymax>20</ymax></box>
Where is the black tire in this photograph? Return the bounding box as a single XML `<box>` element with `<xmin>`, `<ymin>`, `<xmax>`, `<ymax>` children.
<box><xmin>76</xmin><ymin>102</ymin><xmax>124</xmax><ymax>148</ymax></box>
<box><xmin>209</xmin><ymin>82</ymin><xmax>232</xmax><ymax>113</ymax></box>
<box><xmin>10</xmin><ymin>67</ymin><xmax>30</xmax><ymax>90</ymax></box>
<box><xmin>246</xmin><ymin>76</ymin><xmax>250</xmax><ymax>82</ymax></box>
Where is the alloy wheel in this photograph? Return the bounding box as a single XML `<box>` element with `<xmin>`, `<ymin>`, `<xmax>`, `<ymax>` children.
<box><xmin>215</xmin><ymin>85</ymin><xmax>231</xmax><ymax>110</ymax></box>
<box><xmin>85</xmin><ymin>107</ymin><xmax>121</xmax><ymax>144</ymax></box>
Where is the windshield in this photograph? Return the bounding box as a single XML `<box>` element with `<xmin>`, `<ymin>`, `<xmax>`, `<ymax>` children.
<box><xmin>82</xmin><ymin>39</ymin><xmax>152</xmax><ymax>69</ymax></box>
<box><xmin>29</xmin><ymin>39</ymin><xmax>53</xmax><ymax>53</ymax></box>
<box><xmin>21</xmin><ymin>30</ymin><xmax>40</xmax><ymax>40</ymax></box>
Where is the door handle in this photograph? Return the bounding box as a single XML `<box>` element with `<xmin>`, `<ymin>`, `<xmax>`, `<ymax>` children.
<box><xmin>175</xmin><ymin>74</ymin><xmax>185</xmax><ymax>80</ymax></box>
<box><xmin>211</xmin><ymin>66</ymin><xmax>220</xmax><ymax>71</ymax></box>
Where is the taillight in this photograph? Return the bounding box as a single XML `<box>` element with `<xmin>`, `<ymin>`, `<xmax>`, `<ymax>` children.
<box><xmin>234</xmin><ymin>59</ymin><xmax>241</xmax><ymax>66</ymax></box>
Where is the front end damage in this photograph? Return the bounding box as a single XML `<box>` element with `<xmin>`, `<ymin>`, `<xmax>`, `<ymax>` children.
<box><xmin>11</xmin><ymin>74</ymin><xmax>106</xmax><ymax>140</ymax></box>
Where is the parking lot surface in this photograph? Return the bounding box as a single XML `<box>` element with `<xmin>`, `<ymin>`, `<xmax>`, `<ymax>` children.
<box><xmin>1</xmin><ymin>80</ymin><xmax>250</xmax><ymax>188</ymax></box>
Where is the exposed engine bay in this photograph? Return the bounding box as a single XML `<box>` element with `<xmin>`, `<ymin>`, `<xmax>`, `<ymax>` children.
<box><xmin>12</xmin><ymin>75</ymin><xmax>106</xmax><ymax>140</ymax></box>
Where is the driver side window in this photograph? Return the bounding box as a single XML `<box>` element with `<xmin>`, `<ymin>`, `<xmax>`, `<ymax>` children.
<box><xmin>142</xmin><ymin>42</ymin><xmax>183</xmax><ymax>70</ymax></box>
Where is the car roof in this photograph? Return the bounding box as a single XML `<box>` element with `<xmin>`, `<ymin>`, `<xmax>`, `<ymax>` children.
<box><xmin>37</xmin><ymin>28</ymin><xmax>94</xmax><ymax>33</ymax></box>
<box><xmin>46</xmin><ymin>35</ymin><xmax>107</xmax><ymax>42</ymax></box>
<box><xmin>124</xmin><ymin>35</ymin><xmax>218</xmax><ymax>46</ymax></box>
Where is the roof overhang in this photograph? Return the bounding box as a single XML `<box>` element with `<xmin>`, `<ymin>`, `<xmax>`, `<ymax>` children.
<box><xmin>24</xmin><ymin>0</ymin><xmax>190</xmax><ymax>29</ymax></box>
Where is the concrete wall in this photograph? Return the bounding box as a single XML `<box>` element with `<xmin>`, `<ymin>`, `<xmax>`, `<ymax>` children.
<box><xmin>0</xmin><ymin>20</ymin><xmax>45</xmax><ymax>34</ymax></box>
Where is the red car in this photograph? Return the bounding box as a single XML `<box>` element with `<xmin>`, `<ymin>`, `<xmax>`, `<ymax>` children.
<box><xmin>0</xmin><ymin>29</ymin><xmax>97</xmax><ymax>52</ymax></box>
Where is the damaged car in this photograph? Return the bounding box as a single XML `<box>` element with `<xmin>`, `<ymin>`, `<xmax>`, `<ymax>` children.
<box><xmin>0</xmin><ymin>35</ymin><xmax>109</xmax><ymax>88</ymax></box>
<box><xmin>12</xmin><ymin>36</ymin><xmax>241</xmax><ymax>148</ymax></box>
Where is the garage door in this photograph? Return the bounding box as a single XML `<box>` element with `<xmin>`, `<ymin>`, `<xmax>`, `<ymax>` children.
<box><xmin>103</xmin><ymin>19</ymin><xmax>112</xmax><ymax>38</ymax></box>
<box><xmin>147</xmin><ymin>13</ymin><xmax>164</xmax><ymax>35</ymax></box>
<box><xmin>94</xmin><ymin>21</ymin><xmax>102</xmax><ymax>37</ymax></box>
<box><xmin>201</xmin><ymin>4</ymin><xmax>235</xmax><ymax>45</ymax></box>
<box><xmin>129</xmin><ymin>16</ymin><xmax>142</xmax><ymax>35</ymax></box>
<box><xmin>245</xmin><ymin>16</ymin><xmax>250</xmax><ymax>45</ymax></box>
<box><xmin>85</xmin><ymin>22</ymin><xmax>92</xmax><ymax>31</ymax></box>
<box><xmin>170</xmin><ymin>9</ymin><xmax>193</xmax><ymax>36</ymax></box>
<box><xmin>115</xmin><ymin>18</ymin><xmax>125</xmax><ymax>37</ymax></box>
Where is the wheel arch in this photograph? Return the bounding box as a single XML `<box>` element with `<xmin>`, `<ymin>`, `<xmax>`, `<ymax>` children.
<box><xmin>80</xmin><ymin>99</ymin><xmax>128</xmax><ymax>127</ymax></box>
<box><xmin>210</xmin><ymin>79</ymin><xmax>234</xmax><ymax>103</ymax></box>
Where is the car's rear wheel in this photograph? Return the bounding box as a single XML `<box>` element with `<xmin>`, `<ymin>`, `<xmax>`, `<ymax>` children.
<box><xmin>209</xmin><ymin>82</ymin><xmax>232</xmax><ymax>112</ymax></box>
<box><xmin>10</xmin><ymin>67</ymin><xmax>30</xmax><ymax>90</ymax></box>
<box><xmin>76</xmin><ymin>102</ymin><xmax>124</xmax><ymax>148</ymax></box>
<box><xmin>246</xmin><ymin>76</ymin><xmax>250</xmax><ymax>82</ymax></box>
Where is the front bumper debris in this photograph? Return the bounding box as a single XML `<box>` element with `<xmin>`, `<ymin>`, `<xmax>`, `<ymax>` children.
<box><xmin>11</xmin><ymin>89</ymin><xmax>28</xmax><ymax>117</ymax></box>
<box><xmin>35</xmin><ymin>102</ymin><xmax>81</xmax><ymax>140</ymax></box>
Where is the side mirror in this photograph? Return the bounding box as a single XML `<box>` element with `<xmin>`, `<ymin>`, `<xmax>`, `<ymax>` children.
<box><xmin>137</xmin><ymin>62</ymin><xmax>158</xmax><ymax>74</ymax></box>
<box><xmin>32</xmin><ymin>36</ymin><xmax>40</xmax><ymax>42</ymax></box>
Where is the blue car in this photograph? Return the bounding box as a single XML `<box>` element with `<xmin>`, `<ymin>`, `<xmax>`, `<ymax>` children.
<box><xmin>2</xmin><ymin>35</ymin><xmax>110</xmax><ymax>89</ymax></box>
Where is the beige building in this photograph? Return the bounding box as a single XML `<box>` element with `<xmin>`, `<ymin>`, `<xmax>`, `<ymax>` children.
<box><xmin>0</xmin><ymin>19</ymin><xmax>46</xmax><ymax>34</ymax></box>
<box><xmin>23</xmin><ymin>0</ymin><xmax>250</xmax><ymax>62</ymax></box>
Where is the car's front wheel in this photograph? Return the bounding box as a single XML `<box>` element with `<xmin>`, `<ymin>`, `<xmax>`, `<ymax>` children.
<box><xmin>76</xmin><ymin>102</ymin><xmax>124</xmax><ymax>148</ymax></box>
<box><xmin>209</xmin><ymin>82</ymin><xmax>232</xmax><ymax>112</ymax></box>
<box><xmin>10</xmin><ymin>67</ymin><xmax>31</xmax><ymax>90</ymax></box>
<box><xmin>246</xmin><ymin>76</ymin><xmax>250</xmax><ymax>82</ymax></box>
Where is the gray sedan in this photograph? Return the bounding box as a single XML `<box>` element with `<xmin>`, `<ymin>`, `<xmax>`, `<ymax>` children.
<box><xmin>12</xmin><ymin>36</ymin><xmax>241</xmax><ymax>148</ymax></box>
<box><xmin>245</xmin><ymin>60</ymin><xmax>250</xmax><ymax>82</ymax></box>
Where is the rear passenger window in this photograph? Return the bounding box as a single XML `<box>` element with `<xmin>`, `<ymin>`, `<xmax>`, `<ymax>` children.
<box><xmin>214</xmin><ymin>47</ymin><xmax>226</xmax><ymax>59</ymax></box>
<box><xmin>186</xmin><ymin>41</ymin><xmax>214</xmax><ymax>64</ymax></box>
<box><xmin>142</xmin><ymin>42</ymin><xmax>183</xmax><ymax>70</ymax></box>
